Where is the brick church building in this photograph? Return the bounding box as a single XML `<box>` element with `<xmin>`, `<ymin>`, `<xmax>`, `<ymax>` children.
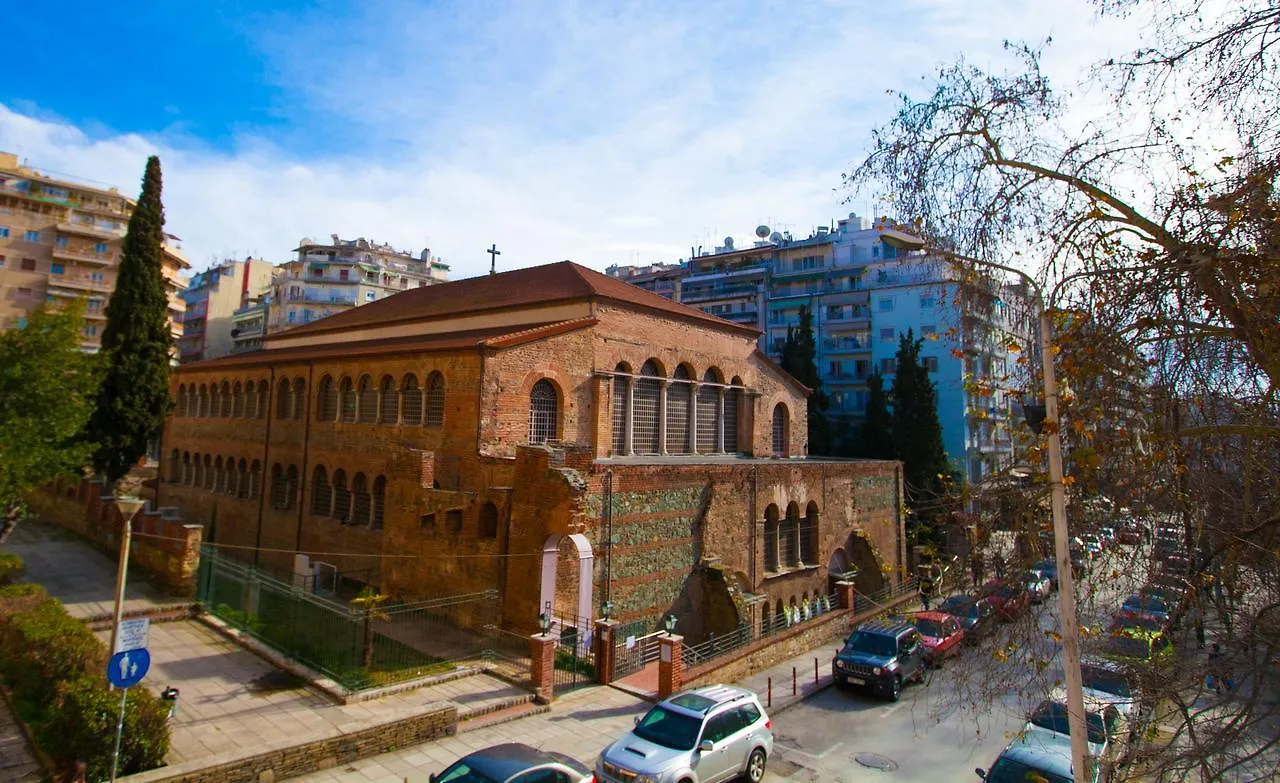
<box><xmin>159</xmin><ymin>261</ymin><xmax>905</xmax><ymax>639</ymax></box>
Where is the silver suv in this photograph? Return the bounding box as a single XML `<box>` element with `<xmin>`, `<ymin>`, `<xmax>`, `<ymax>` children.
<box><xmin>596</xmin><ymin>684</ymin><xmax>773</xmax><ymax>783</ymax></box>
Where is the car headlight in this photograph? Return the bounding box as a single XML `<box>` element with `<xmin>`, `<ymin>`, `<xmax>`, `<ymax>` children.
<box><xmin>872</xmin><ymin>666</ymin><xmax>882</xmax><ymax>676</ymax></box>
<box><xmin>835</xmin><ymin>659</ymin><xmax>845</xmax><ymax>669</ymax></box>
<box><xmin>636</xmin><ymin>775</ymin><xmax>659</xmax><ymax>783</ymax></box>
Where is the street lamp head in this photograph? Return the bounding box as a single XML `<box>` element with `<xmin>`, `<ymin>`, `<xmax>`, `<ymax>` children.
<box><xmin>114</xmin><ymin>496</ymin><xmax>147</xmax><ymax>521</ymax></box>
<box><xmin>537</xmin><ymin>612</ymin><xmax>552</xmax><ymax>634</ymax></box>
<box><xmin>1021</xmin><ymin>401</ymin><xmax>1048</xmax><ymax>436</ymax></box>
<box><xmin>663</xmin><ymin>614</ymin><xmax>678</xmax><ymax>634</ymax></box>
<box><xmin>601</xmin><ymin>600</ymin><xmax>613</xmax><ymax>621</ymax></box>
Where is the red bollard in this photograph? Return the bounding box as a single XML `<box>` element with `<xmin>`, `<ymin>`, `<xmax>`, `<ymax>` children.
<box><xmin>792</xmin><ymin>667</ymin><xmax>797</xmax><ymax>696</ymax></box>
<box><xmin>767</xmin><ymin>677</ymin><xmax>772</xmax><ymax>708</ymax></box>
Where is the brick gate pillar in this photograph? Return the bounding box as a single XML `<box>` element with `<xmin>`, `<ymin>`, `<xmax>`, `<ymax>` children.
<box><xmin>593</xmin><ymin>619</ymin><xmax>618</xmax><ymax>686</ymax></box>
<box><xmin>836</xmin><ymin>580</ymin><xmax>857</xmax><ymax>611</ymax></box>
<box><xmin>658</xmin><ymin>633</ymin><xmax>683</xmax><ymax>699</ymax></box>
<box><xmin>530</xmin><ymin>632</ymin><xmax>557</xmax><ymax>704</ymax></box>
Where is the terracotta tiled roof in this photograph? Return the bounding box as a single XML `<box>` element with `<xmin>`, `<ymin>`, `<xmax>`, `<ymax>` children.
<box><xmin>176</xmin><ymin>319</ymin><xmax>596</xmax><ymax>373</ymax></box>
<box><xmin>271</xmin><ymin>261</ymin><xmax>758</xmax><ymax>341</ymax></box>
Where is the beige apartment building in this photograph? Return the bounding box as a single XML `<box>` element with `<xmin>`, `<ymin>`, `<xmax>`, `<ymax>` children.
<box><xmin>0</xmin><ymin>151</ymin><xmax>190</xmax><ymax>351</ymax></box>
<box><xmin>178</xmin><ymin>257</ymin><xmax>275</xmax><ymax>363</ymax></box>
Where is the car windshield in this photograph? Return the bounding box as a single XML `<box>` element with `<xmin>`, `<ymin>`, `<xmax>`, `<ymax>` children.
<box><xmin>1124</xmin><ymin>595</ymin><xmax>1168</xmax><ymax>612</ymax></box>
<box><xmin>1029</xmin><ymin>702</ymin><xmax>1108</xmax><ymax>744</ymax></box>
<box><xmin>1104</xmin><ymin>635</ymin><xmax>1152</xmax><ymax>661</ymax></box>
<box><xmin>914</xmin><ymin>618</ymin><xmax>945</xmax><ymax>637</ymax></box>
<box><xmin>435</xmin><ymin>761</ymin><xmax>500</xmax><ymax>783</ymax></box>
<box><xmin>844</xmin><ymin>631</ymin><xmax>896</xmax><ymax>657</ymax></box>
<box><xmin>985</xmin><ymin>756</ymin><xmax>1072</xmax><ymax>783</ymax></box>
<box><xmin>632</xmin><ymin>705</ymin><xmax>704</xmax><ymax>751</ymax></box>
<box><xmin>941</xmin><ymin>597</ymin><xmax>973</xmax><ymax>616</ymax></box>
<box><xmin>1081</xmin><ymin>665</ymin><xmax>1132</xmax><ymax>697</ymax></box>
<box><xmin>1034</xmin><ymin>560</ymin><xmax>1056</xmax><ymax>574</ymax></box>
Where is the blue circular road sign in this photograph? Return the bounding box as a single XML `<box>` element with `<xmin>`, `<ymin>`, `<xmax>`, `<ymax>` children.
<box><xmin>107</xmin><ymin>648</ymin><xmax>151</xmax><ymax>689</ymax></box>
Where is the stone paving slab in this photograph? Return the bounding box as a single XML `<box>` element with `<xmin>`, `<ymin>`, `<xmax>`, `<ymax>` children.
<box><xmin>0</xmin><ymin>693</ymin><xmax>43</xmax><ymax>783</ymax></box>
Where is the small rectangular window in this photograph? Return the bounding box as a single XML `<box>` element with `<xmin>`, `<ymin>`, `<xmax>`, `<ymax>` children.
<box><xmin>0</xmin><ymin>255</ymin><xmax>5</xmax><ymax>267</ymax></box>
<box><xmin>878</xmin><ymin>298</ymin><xmax>895</xmax><ymax>312</ymax></box>
<box><xmin>50</xmin><ymin>263</ymin><xmax>64</xmax><ymax>275</ymax></box>
<box><xmin>95</xmin><ymin>242</ymin><xmax>109</xmax><ymax>254</ymax></box>
<box><xmin>446</xmin><ymin>509</ymin><xmax>463</xmax><ymax>532</ymax></box>
<box><xmin>16</xmin><ymin>287</ymin><xmax>32</xmax><ymax>297</ymax></box>
<box><xmin>880</xmin><ymin>358</ymin><xmax>897</xmax><ymax>374</ymax></box>
<box><xmin>880</xmin><ymin>327</ymin><xmax>895</xmax><ymax>342</ymax></box>
<box><xmin>21</xmin><ymin>257</ymin><xmax>36</xmax><ymax>271</ymax></box>
<box><xmin>924</xmin><ymin>356</ymin><xmax>938</xmax><ymax>373</ymax></box>
<box><xmin>24</xmin><ymin>230</ymin><xmax>40</xmax><ymax>243</ymax></box>
<box><xmin>55</xmin><ymin>236</ymin><xmax>68</xmax><ymax>248</ymax></box>
<box><xmin>419</xmin><ymin>513</ymin><xmax>436</xmax><ymax>529</ymax></box>
<box><xmin>0</xmin><ymin>227</ymin><xmax>9</xmax><ymax>238</ymax></box>
<box><xmin>90</xmin><ymin>272</ymin><xmax>105</xmax><ymax>282</ymax></box>
<box><xmin>920</xmin><ymin>296</ymin><xmax>935</xmax><ymax>308</ymax></box>
<box><xmin>921</xmin><ymin>325</ymin><xmax>936</xmax><ymax>336</ymax></box>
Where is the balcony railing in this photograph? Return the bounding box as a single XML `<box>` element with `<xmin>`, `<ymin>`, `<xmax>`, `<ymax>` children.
<box><xmin>47</xmin><ymin>276</ymin><xmax>111</xmax><ymax>293</ymax></box>
<box><xmin>52</xmin><ymin>246</ymin><xmax>113</xmax><ymax>265</ymax></box>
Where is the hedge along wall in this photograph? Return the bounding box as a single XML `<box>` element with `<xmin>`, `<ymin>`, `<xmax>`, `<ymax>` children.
<box><xmin>0</xmin><ymin>583</ymin><xmax>170</xmax><ymax>779</ymax></box>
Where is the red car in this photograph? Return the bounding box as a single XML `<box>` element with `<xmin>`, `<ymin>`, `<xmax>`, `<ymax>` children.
<box><xmin>909</xmin><ymin>611</ymin><xmax>965</xmax><ymax>666</ymax></box>
<box><xmin>981</xmin><ymin>579</ymin><xmax>1031</xmax><ymax>621</ymax></box>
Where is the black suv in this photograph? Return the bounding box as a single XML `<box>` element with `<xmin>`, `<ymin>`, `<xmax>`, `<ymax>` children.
<box><xmin>832</xmin><ymin>620</ymin><xmax>926</xmax><ymax>701</ymax></box>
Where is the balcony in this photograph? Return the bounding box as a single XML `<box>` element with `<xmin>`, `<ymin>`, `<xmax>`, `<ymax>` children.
<box><xmin>47</xmin><ymin>276</ymin><xmax>111</xmax><ymax>294</ymax></box>
<box><xmin>683</xmin><ymin>263</ymin><xmax>770</xmax><ymax>284</ymax></box>
<box><xmin>56</xmin><ymin>222</ymin><xmax>122</xmax><ymax>240</ymax></box>
<box><xmin>52</xmin><ymin>246</ymin><xmax>113</xmax><ymax>266</ymax></box>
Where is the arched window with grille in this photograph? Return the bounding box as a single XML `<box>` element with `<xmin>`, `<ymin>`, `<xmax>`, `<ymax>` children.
<box><xmin>249</xmin><ymin>460</ymin><xmax>262</xmax><ymax>499</ymax></box>
<box><xmin>764</xmin><ymin>504</ymin><xmax>780</xmax><ymax>572</ymax></box>
<box><xmin>611</xmin><ymin>363</ymin><xmax>630</xmax><ymax>455</ymax></box>
<box><xmin>270</xmin><ymin>464</ymin><xmax>286</xmax><ymax>509</ymax></box>
<box><xmin>783</xmin><ymin>502</ymin><xmax>800</xmax><ymax>566</ymax></box>
<box><xmin>478</xmin><ymin>501</ymin><xmax>498</xmax><ymax>538</ymax></box>
<box><xmin>339</xmin><ymin>377</ymin><xmax>356</xmax><ymax>423</ymax></box>
<box><xmin>219</xmin><ymin>382</ymin><xmax>232</xmax><ymax>418</ymax></box>
<box><xmin>633</xmin><ymin>360</ymin><xmax>662</xmax><ymax>455</ymax></box>
<box><xmin>772</xmin><ymin>403</ymin><xmax>790</xmax><ymax>457</ymax></box>
<box><xmin>332</xmin><ymin>470</ymin><xmax>351</xmax><ymax>522</ymax></box>
<box><xmin>292</xmin><ymin>378</ymin><xmax>306</xmax><ymax>419</ymax></box>
<box><xmin>425</xmin><ymin>372</ymin><xmax>445</xmax><ymax>427</ymax></box>
<box><xmin>168</xmin><ymin>450</ymin><xmax>180</xmax><ymax>482</ymax></box>
<box><xmin>257</xmin><ymin>380</ymin><xmax>269</xmax><ymax>419</ymax></box>
<box><xmin>231</xmin><ymin>382</ymin><xmax>244</xmax><ymax>417</ymax></box>
<box><xmin>696</xmin><ymin>369</ymin><xmax>721</xmax><ymax>453</ymax></box>
<box><xmin>182</xmin><ymin>452</ymin><xmax>192</xmax><ymax>485</ymax></box>
<box><xmin>724</xmin><ymin>379</ymin><xmax>742</xmax><ymax>453</ymax></box>
<box><xmin>803</xmin><ymin>502</ymin><xmax>819</xmax><ymax>565</ymax></box>
<box><xmin>213</xmin><ymin>457</ymin><xmax>226</xmax><ymax>494</ymax></box>
<box><xmin>311</xmin><ymin>466</ymin><xmax>332</xmax><ymax>516</ymax></box>
<box><xmin>236</xmin><ymin>459</ymin><xmax>249</xmax><ymax>498</ymax></box>
<box><xmin>666</xmin><ymin>365</ymin><xmax>693</xmax><ymax>454</ymax></box>
<box><xmin>207</xmin><ymin>384</ymin><xmax>219</xmax><ymax>418</ymax></box>
<box><xmin>352</xmin><ymin>473</ymin><xmax>371</xmax><ymax>525</ymax></box>
<box><xmin>316</xmin><ymin>376</ymin><xmax>337</xmax><ymax>421</ymax></box>
<box><xmin>176</xmin><ymin>385</ymin><xmax>187</xmax><ymax>417</ymax></box>
<box><xmin>225</xmin><ymin>455</ymin><xmax>238</xmax><ymax>494</ymax></box>
<box><xmin>202</xmin><ymin>455</ymin><xmax>214</xmax><ymax>490</ymax></box>
<box><xmin>192</xmin><ymin>453</ymin><xmax>203</xmax><ymax>487</ymax></box>
<box><xmin>401</xmin><ymin>374</ymin><xmax>422</xmax><ymax>425</ymax></box>
<box><xmin>528</xmin><ymin>379</ymin><xmax>558</xmax><ymax>445</ymax></box>
<box><xmin>371</xmin><ymin>477</ymin><xmax>386</xmax><ymax>530</ymax></box>
<box><xmin>357</xmin><ymin>376</ymin><xmax>377</xmax><ymax>423</ymax></box>
<box><xmin>277</xmin><ymin>378</ymin><xmax>293</xmax><ymax>419</ymax></box>
<box><xmin>378</xmin><ymin>376</ymin><xmax>398</xmax><ymax>424</ymax></box>
<box><xmin>285</xmin><ymin>466</ymin><xmax>298</xmax><ymax>509</ymax></box>
<box><xmin>244</xmin><ymin>380</ymin><xmax>258</xmax><ymax>419</ymax></box>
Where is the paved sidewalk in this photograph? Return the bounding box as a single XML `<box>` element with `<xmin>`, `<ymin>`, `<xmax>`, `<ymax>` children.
<box><xmin>0</xmin><ymin>694</ymin><xmax>42</xmax><ymax>783</ymax></box>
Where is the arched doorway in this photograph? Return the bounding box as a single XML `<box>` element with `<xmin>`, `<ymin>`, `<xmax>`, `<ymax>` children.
<box><xmin>539</xmin><ymin>533</ymin><xmax>594</xmax><ymax>633</ymax></box>
<box><xmin>827</xmin><ymin>547</ymin><xmax>851</xmax><ymax>594</ymax></box>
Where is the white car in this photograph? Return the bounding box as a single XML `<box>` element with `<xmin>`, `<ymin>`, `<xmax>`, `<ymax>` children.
<box><xmin>1023</xmin><ymin>570</ymin><xmax>1052</xmax><ymax>604</ymax></box>
<box><xmin>1080</xmin><ymin>656</ymin><xmax>1149</xmax><ymax>738</ymax></box>
<box><xmin>1023</xmin><ymin>689</ymin><xmax>1131</xmax><ymax>779</ymax></box>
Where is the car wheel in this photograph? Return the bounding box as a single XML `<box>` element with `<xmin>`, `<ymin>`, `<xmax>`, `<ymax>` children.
<box><xmin>889</xmin><ymin>676</ymin><xmax>902</xmax><ymax>701</ymax></box>
<box><xmin>745</xmin><ymin>748</ymin><xmax>767</xmax><ymax>782</ymax></box>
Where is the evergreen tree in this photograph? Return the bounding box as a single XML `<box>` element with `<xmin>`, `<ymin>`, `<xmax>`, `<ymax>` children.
<box><xmin>0</xmin><ymin>301</ymin><xmax>99</xmax><ymax>541</ymax></box>
<box><xmin>855</xmin><ymin>372</ymin><xmax>894</xmax><ymax>459</ymax></box>
<box><xmin>779</xmin><ymin>306</ymin><xmax>832</xmax><ymax>455</ymax></box>
<box><xmin>85</xmin><ymin>156</ymin><xmax>172</xmax><ymax>484</ymax></box>
<box><xmin>889</xmin><ymin>330</ymin><xmax>951</xmax><ymax>512</ymax></box>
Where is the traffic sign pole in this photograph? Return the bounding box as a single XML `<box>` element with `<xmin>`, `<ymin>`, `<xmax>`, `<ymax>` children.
<box><xmin>109</xmin><ymin>688</ymin><xmax>127</xmax><ymax>783</ymax></box>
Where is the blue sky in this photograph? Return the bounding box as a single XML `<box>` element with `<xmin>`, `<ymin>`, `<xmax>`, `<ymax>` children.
<box><xmin>2</xmin><ymin>1</ymin><xmax>1139</xmax><ymax>278</ymax></box>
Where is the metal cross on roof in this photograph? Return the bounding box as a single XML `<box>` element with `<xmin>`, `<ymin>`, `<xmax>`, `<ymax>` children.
<box><xmin>487</xmin><ymin>243</ymin><xmax>501</xmax><ymax>275</ymax></box>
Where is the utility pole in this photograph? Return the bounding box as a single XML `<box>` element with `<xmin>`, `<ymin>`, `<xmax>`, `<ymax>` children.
<box><xmin>109</xmin><ymin>497</ymin><xmax>147</xmax><ymax>659</ymax></box>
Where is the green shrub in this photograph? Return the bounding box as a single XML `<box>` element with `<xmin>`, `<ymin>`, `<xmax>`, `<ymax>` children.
<box><xmin>0</xmin><ymin>552</ymin><xmax>24</xmax><ymax>585</ymax></box>
<box><xmin>44</xmin><ymin>676</ymin><xmax>170</xmax><ymax>781</ymax></box>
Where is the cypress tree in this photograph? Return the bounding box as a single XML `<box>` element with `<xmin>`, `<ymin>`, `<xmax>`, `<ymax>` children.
<box><xmin>780</xmin><ymin>306</ymin><xmax>832</xmax><ymax>455</ymax></box>
<box><xmin>889</xmin><ymin>330</ymin><xmax>951</xmax><ymax>511</ymax></box>
<box><xmin>855</xmin><ymin>372</ymin><xmax>894</xmax><ymax>459</ymax></box>
<box><xmin>85</xmin><ymin>156</ymin><xmax>172</xmax><ymax>484</ymax></box>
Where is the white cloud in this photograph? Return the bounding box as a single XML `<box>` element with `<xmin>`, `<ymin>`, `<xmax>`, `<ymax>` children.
<box><xmin>0</xmin><ymin>0</ymin><xmax>1140</xmax><ymax>279</ymax></box>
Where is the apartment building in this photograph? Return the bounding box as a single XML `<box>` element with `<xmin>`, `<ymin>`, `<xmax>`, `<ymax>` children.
<box><xmin>606</xmin><ymin>214</ymin><xmax>1031</xmax><ymax>483</ymax></box>
<box><xmin>267</xmin><ymin>235</ymin><xmax>449</xmax><ymax>332</ymax></box>
<box><xmin>178</xmin><ymin>257</ymin><xmax>275</xmax><ymax>362</ymax></box>
<box><xmin>0</xmin><ymin>151</ymin><xmax>190</xmax><ymax>351</ymax></box>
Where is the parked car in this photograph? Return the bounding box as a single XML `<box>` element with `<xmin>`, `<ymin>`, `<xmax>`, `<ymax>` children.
<box><xmin>976</xmin><ymin>728</ymin><xmax>1092</xmax><ymax>783</ymax></box>
<box><xmin>1024</xmin><ymin>690</ymin><xmax>1131</xmax><ymax>780</ymax></box>
<box><xmin>1023</xmin><ymin>570</ymin><xmax>1053</xmax><ymax>604</ymax></box>
<box><xmin>1102</xmin><ymin>627</ymin><xmax>1175</xmax><ymax>670</ymax></box>
<box><xmin>1144</xmin><ymin>574</ymin><xmax>1192</xmax><ymax>615</ymax></box>
<box><xmin>434</xmin><ymin>743</ymin><xmax>594</xmax><ymax>783</ymax></box>
<box><xmin>596</xmin><ymin>684</ymin><xmax>773</xmax><ymax>783</ymax></box>
<box><xmin>1079</xmin><ymin>533</ymin><xmax>1105</xmax><ymax>559</ymax></box>
<box><xmin>1098</xmin><ymin>527</ymin><xmax>1118</xmax><ymax>549</ymax></box>
<box><xmin>1031</xmin><ymin>559</ymin><xmax>1059</xmax><ymax>591</ymax></box>
<box><xmin>908</xmin><ymin>611</ymin><xmax>965</xmax><ymax>667</ymax></box>
<box><xmin>1107</xmin><ymin>613</ymin><xmax>1167</xmax><ymax>635</ymax></box>
<box><xmin>982</xmin><ymin>579</ymin><xmax>1031</xmax><ymax>621</ymax></box>
<box><xmin>1080</xmin><ymin>655</ymin><xmax>1150</xmax><ymax>738</ymax></box>
<box><xmin>832</xmin><ymin>620</ymin><xmax>927</xmax><ymax>701</ymax></box>
<box><xmin>1158</xmin><ymin>554</ymin><xmax>1192</xmax><ymax>576</ymax></box>
<box><xmin>1115</xmin><ymin>593</ymin><xmax>1174</xmax><ymax>629</ymax></box>
<box><xmin>939</xmin><ymin>595</ymin><xmax>998</xmax><ymax>645</ymax></box>
<box><xmin>1117</xmin><ymin>522</ymin><xmax>1143</xmax><ymax>546</ymax></box>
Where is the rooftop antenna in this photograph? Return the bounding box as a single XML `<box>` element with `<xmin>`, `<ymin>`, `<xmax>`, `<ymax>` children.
<box><xmin>486</xmin><ymin>243</ymin><xmax>501</xmax><ymax>275</ymax></box>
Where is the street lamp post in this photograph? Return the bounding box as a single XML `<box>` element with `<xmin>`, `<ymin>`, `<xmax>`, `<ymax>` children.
<box><xmin>109</xmin><ymin>497</ymin><xmax>148</xmax><ymax>660</ymax></box>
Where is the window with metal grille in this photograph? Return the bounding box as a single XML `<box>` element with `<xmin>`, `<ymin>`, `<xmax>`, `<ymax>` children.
<box><xmin>352</xmin><ymin>473</ymin><xmax>371</xmax><ymax>525</ymax></box>
<box><xmin>764</xmin><ymin>505</ymin><xmax>780</xmax><ymax>571</ymax></box>
<box><xmin>292</xmin><ymin>378</ymin><xmax>306</xmax><ymax>419</ymax></box>
<box><xmin>528</xmin><ymin>379</ymin><xmax>558</xmax><ymax>444</ymax></box>
<box><xmin>803</xmin><ymin>504</ymin><xmax>819</xmax><ymax>564</ymax></box>
<box><xmin>445</xmin><ymin>509</ymin><xmax>463</xmax><ymax>532</ymax></box>
<box><xmin>199</xmin><ymin>385</ymin><xmax>209</xmax><ymax>417</ymax></box>
<box><xmin>311</xmin><ymin>466</ymin><xmax>331</xmax><ymax>516</ymax></box>
<box><xmin>401</xmin><ymin>375</ymin><xmax>423</xmax><ymax>425</ymax></box>
<box><xmin>220</xmin><ymin>383</ymin><xmax>231</xmax><ymax>417</ymax></box>
<box><xmin>633</xmin><ymin>361</ymin><xmax>661</xmax><ymax>454</ymax></box>
<box><xmin>257</xmin><ymin>381</ymin><xmax>269</xmax><ymax>418</ymax></box>
<box><xmin>420</xmin><ymin>512</ymin><xmax>436</xmax><ymax>529</ymax></box>
<box><xmin>425</xmin><ymin>372</ymin><xmax>445</xmax><ymax>427</ymax></box>
<box><xmin>696</xmin><ymin>369</ymin><xmax>720</xmax><ymax>453</ymax></box>
<box><xmin>666</xmin><ymin>366</ymin><xmax>692</xmax><ymax>454</ymax></box>
<box><xmin>231</xmin><ymin>383</ymin><xmax>244</xmax><ymax>417</ymax></box>
<box><xmin>478</xmin><ymin>501</ymin><xmax>498</xmax><ymax>538</ymax></box>
<box><xmin>772</xmin><ymin>403</ymin><xmax>789</xmax><ymax>457</ymax></box>
<box><xmin>332</xmin><ymin>470</ymin><xmax>350</xmax><ymax>521</ymax></box>
<box><xmin>357</xmin><ymin>376</ymin><xmax>377</xmax><ymax>423</ymax></box>
<box><xmin>236</xmin><ymin>459</ymin><xmax>249</xmax><ymax>498</ymax></box>
<box><xmin>203</xmin><ymin>455</ymin><xmax>214</xmax><ymax>490</ymax></box>
<box><xmin>213</xmin><ymin>457</ymin><xmax>226</xmax><ymax>494</ymax></box>
<box><xmin>783</xmin><ymin>506</ymin><xmax>800</xmax><ymax>566</ymax></box>
<box><xmin>209</xmin><ymin>385</ymin><xmax>221</xmax><ymax>418</ymax></box>
<box><xmin>177</xmin><ymin>386</ymin><xmax>187</xmax><ymax>417</ymax></box>
<box><xmin>339</xmin><ymin>377</ymin><xmax>356</xmax><ymax>423</ymax></box>
<box><xmin>317</xmin><ymin>376</ymin><xmax>337</xmax><ymax>421</ymax></box>
<box><xmin>285</xmin><ymin>466</ymin><xmax>298</xmax><ymax>509</ymax></box>
<box><xmin>277</xmin><ymin>378</ymin><xmax>293</xmax><ymax>419</ymax></box>
<box><xmin>270</xmin><ymin>464</ymin><xmax>285</xmax><ymax>508</ymax></box>
<box><xmin>371</xmin><ymin>477</ymin><xmax>386</xmax><ymax>530</ymax></box>
<box><xmin>168</xmin><ymin>450</ymin><xmax>180</xmax><ymax>482</ymax></box>
<box><xmin>611</xmin><ymin>370</ymin><xmax>628</xmax><ymax>455</ymax></box>
<box><xmin>249</xmin><ymin>461</ymin><xmax>262</xmax><ymax>498</ymax></box>
<box><xmin>192</xmin><ymin>454</ymin><xmax>203</xmax><ymax>487</ymax></box>
<box><xmin>723</xmin><ymin>385</ymin><xmax>740</xmax><ymax>453</ymax></box>
<box><xmin>182</xmin><ymin>453</ymin><xmax>192</xmax><ymax>485</ymax></box>
<box><xmin>378</xmin><ymin>376</ymin><xmax>399</xmax><ymax>424</ymax></box>
<box><xmin>243</xmin><ymin>382</ymin><xmax>256</xmax><ymax>419</ymax></box>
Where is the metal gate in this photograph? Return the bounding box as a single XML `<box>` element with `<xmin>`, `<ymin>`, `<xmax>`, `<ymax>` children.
<box><xmin>551</xmin><ymin>613</ymin><xmax>596</xmax><ymax>693</ymax></box>
<box><xmin>612</xmin><ymin>619</ymin><xmax>663</xmax><ymax>679</ymax></box>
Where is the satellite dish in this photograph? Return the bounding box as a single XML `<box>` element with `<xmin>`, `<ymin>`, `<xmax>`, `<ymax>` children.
<box><xmin>769</xmin><ymin>232</ymin><xmax>783</xmax><ymax>243</ymax></box>
<box><xmin>723</xmin><ymin>236</ymin><xmax>734</xmax><ymax>250</ymax></box>
<box><xmin>755</xmin><ymin>225</ymin><xmax>770</xmax><ymax>239</ymax></box>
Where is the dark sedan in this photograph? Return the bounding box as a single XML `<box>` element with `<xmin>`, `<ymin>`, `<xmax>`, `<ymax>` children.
<box><xmin>432</xmin><ymin>743</ymin><xmax>594</xmax><ymax>783</ymax></box>
<box><xmin>939</xmin><ymin>595</ymin><xmax>997</xmax><ymax>645</ymax></box>
<box><xmin>982</xmin><ymin>579</ymin><xmax>1031</xmax><ymax>621</ymax></box>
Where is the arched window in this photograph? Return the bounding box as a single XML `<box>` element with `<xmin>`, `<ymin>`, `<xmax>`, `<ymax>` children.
<box><xmin>236</xmin><ymin>459</ymin><xmax>249</xmax><ymax>499</ymax></box>
<box><xmin>332</xmin><ymin>470</ymin><xmax>351</xmax><ymax>522</ymax></box>
<box><xmin>478</xmin><ymin>501</ymin><xmax>498</xmax><ymax>539</ymax></box>
<box><xmin>311</xmin><ymin>466</ymin><xmax>332</xmax><ymax>516</ymax></box>
<box><xmin>249</xmin><ymin>460</ymin><xmax>262</xmax><ymax>499</ymax></box>
<box><xmin>168</xmin><ymin>450</ymin><xmax>180</xmax><ymax>482</ymax></box>
<box><xmin>633</xmin><ymin>360</ymin><xmax>662</xmax><ymax>455</ymax></box>
<box><xmin>352</xmin><ymin>473</ymin><xmax>371</xmax><ymax>525</ymax></box>
<box><xmin>378</xmin><ymin>376</ymin><xmax>399</xmax><ymax>424</ymax></box>
<box><xmin>316</xmin><ymin>376</ymin><xmax>337</xmax><ymax>421</ymax></box>
<box><xmin>213</xmin><ymin>457</ymin><xmax>226</xmax><ymax>494</ymax></box>
<box><xmin>401</xmin><ymin>374</ymin><xmax>423</xmax><ymax>425</ymax></box>
<box><xmin>277</xmin><ymin>378</ymin><xmax>293</xmax><ymax>420</ymax></box>
<box><xmin>528</xmin><ymin>379</ymin><xmax>558</xmax><ymax>445</ymax></box>
<box><xmin>292</xmin><ymin>378</ymin><xmax>306</xmax><ymax>419</ymax></box>
<box><xmin>724</xmin><ymin>379</ymin><xmax>742</xmax><ymax>454</ymax></box>
<box><xmin>197</xmin><ymin>384</ymin><xmax>209</xmax><ymax>417</ymax></box>
<box><xmin>764</xmin><ymin>504</ymin><xmax>780</xmax><ymax>572</ymax></box>
<box><xmin>784</xmin><ymin>502</ymin><xmax>800</xmax><ymax>567</ymax></box>
<box><xmin>192</xmin><ymin>453</ymin><xmax>203</xmax><ymax>487</ymax></box>
<box><xmin>772</xmin><ymin>403</ymin><xmax>789</xmax><ymax>457</ymax></box>
<box><xmin>257</xmin><ymin>380</ymin><xmax>269</xmax><ymax>419</ymax></box>
<box><xmin>803</xmin><ymin>502</ymin><xmax>819</xmax><ymax>565</ymax></box>
<box><xmin>425</xmin><ymin>372</ymin><xmax>445</xmax><ymax>427</ymax></box>
<box><xmin>371</xmin><ymin>477</ymin><xmax>386</xmax><ymax>531</ymax></box>
<box><xmin>611</xmin><ymin>363</ymin><xmax>630</xmax><ymax>455</ymax></box>
<box><xmin>244</xmin><ymin>380</ymin><xmax>258</xmax><ymax>420</ymax></box>
<box><xmin>176</xmin><ymin>385</ymin><xmax>188</xmax><ymax>418</ymax></box>
<box><xmin>182</xmin><ymin>452</ymin><xmax>192</xmax><ymax>485</ymax></box>
<box><xmin>219</xmin><ymin>382</ymin><xmax>232</xmax><ymax>418</ymax></box>
<box><xmin>202</xmin><ymin>454</ymin><xmax>214</xmax><ymax>490</ymax></box>
<box><xmin>339</xmin><ymin>377</ymin><xmax>356</xmax><ymax>423</ymax></box>
<box><xmin>285</xmin><ymin>466</ymin><xmax>298</xmax><ymax>510</ymax></box>
<box><xmin>357</xmin><ymin>376</ymin><xmax>377</xmax><ymax>423</ymax></box>
<box><xmin>208</xmin><ymin>383</ymin><xmax>220</xmax><ymax>418</ymax></box>
<box><xmin>666</xmin><ymin>365</ymin><xmax>693</xmax><ymax>454</ymax></box>
<box><xmin>270</xmin><ymin>464</ymin><xmax>286</xmax><ymax>509</ymax></box>
<box><xmin>231</xmin><ymin>382</ymin><xmax>244</xmax><ymax>418</ymax></box>
<box><xmin>696</xmin><ymin>369</ymin><xmax>721</xmax><ymax>453</ymax></box>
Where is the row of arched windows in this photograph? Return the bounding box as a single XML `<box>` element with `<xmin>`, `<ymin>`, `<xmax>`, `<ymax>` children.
<box><xmin>763</xmin><ymin>501</ymin><xmax>819</xmax><ymax>572</ymax></box>
<box><xmin>175</xmin><ymin>380</ymin><xmax>276</xmax><ymax>420</ymax></box>
<box><xmin>609</xmin><ymin>361</ymin><xmax>745</xmax><ymax>456</ymax></box>
<box><xmin>309</xmin><ymin>467</ymin><xmax>386</xmax><ymax>529</ymax></box>
<box><xmin>169</xmin><ymin>451</ymin><xmax>263</xmax><ymax>499</ymax></box>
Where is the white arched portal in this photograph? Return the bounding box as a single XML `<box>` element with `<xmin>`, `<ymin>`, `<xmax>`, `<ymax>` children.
<box><xmin>539</xmin><ymin>533</ymin><xmax>595</xmax><ymax>630</ymax></box>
